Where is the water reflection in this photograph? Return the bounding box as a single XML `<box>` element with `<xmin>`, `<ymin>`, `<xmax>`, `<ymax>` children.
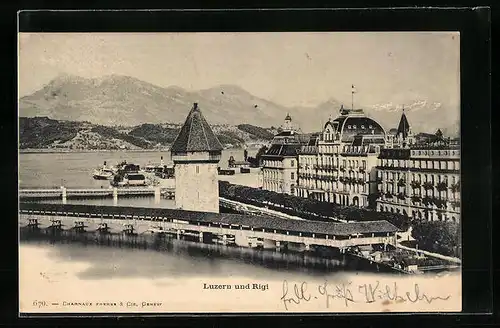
<box><xmin>21</xmin><ymin>236</ymin><xmax>372</xmax><ymax>282</ymax></box>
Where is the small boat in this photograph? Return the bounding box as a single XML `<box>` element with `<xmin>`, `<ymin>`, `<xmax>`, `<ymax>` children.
<box><xmin>92</xmin><ymin>161</ymin><xmax>115</xmax><ymax>180</ymax></box>
<box><xmin>147</xmin><ymin>224</ymin><xmax>167</xmax><ymax>234</ymax></box>
<box><xmin>144</xmin><ymin>156</ymin><xmax>166</xmax><ymax>173</ymax></box>
<box><xmin>93</xmin><ymin>168</ymin><xmax>114</xmax><ymax>180</ymax></box>
<box><xmin>212</xmin><ymin>235</ymin><xmax>236</xmax><ymax>245</ymax></box>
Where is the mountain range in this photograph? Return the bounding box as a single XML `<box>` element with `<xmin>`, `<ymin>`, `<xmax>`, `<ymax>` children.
<box><xmin>19</xmin><ymin>74</ymin><xmax>460</xmax><ymax>136</ymax></box>
<box><xmin>18</xmin><ymin>117</ymin><xmax>275</xmax><ymax>151</ymax></box>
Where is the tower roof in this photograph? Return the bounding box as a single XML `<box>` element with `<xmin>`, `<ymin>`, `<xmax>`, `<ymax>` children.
<box><xmin>170</xmin><ymin>103</ymin><xmax>223</xmax><ymax>153</ymax></box>
<box><xmin>396</xmin><ymin>111</ymin><xmax>411</xmax><ymax>140</ymax></box>
<box><xmin>285</xmin><ymin>113</ymin><xmax>292</xmax><ymax>121</ymax></box>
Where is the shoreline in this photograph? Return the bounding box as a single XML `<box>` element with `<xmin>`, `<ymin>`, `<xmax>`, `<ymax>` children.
<box><xmin>19</xmin><ymin>147</ymin><xmax>249</xmax><ymax>154</ymax></box>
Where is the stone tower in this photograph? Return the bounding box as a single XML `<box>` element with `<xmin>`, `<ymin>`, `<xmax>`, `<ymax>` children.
<box><xmin>170</xmin><ymin>103</ymin><xmax>223</xmax><ymax>213</ymax></box>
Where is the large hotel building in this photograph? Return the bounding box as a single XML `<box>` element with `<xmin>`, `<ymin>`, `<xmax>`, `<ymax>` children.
<box><xmin>376</xmin><ymin>118</ymin><xmax>461</xmax><ymax>222</ymax></box>
<box><xmin>295</xmin><ymin>105</ymin><xmax>386</xmax><ymax>207</ymax></box>
<box><xmin>261</xmin><ymin>114</ymin><xmax>306</xmax><ymax>195</ymax></box>
<box><xmin>261</xmin><ymin>104</ymin><xmax>461</xmax><ymax>222</ymax></box>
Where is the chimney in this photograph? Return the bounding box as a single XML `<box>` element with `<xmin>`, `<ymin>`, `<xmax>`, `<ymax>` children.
<box><xmin>193</xmin><ymin>102</ymin><xmax>199</xmax><ymax>110</ymax></box>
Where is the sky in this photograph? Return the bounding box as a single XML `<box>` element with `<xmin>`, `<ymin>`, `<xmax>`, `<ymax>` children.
<box><xmin>18</xmin><ymin>32</ymin><xmax>460</xmax><ymax>108</ymax></box>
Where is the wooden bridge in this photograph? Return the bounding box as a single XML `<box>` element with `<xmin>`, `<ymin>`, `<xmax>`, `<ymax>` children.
<box><xmin>19</xmin><ymin>202</ymin><xmax>400</xmax><ymax>251</ymax></box>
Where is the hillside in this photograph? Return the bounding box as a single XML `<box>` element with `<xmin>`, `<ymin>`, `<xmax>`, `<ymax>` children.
<box><xmin>19</xmin><ymin>74</ymin><xmax>460</xmax><ymax>134</ymax></box>
<box><xmin>19</xmin><ymin>74</ymin><xmax>285</xmax><ymax>129</ymax></box>
<box><xmin>18</xmin><ymin>117</ymin><xmax>274</xmax><ymax>150</ymax></box>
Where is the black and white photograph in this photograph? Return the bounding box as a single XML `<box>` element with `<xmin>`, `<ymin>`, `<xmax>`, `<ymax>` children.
<box><xmin>18</xmin><ymin>31</ymin><xmax>461</xmax><ymax>313</ymax></box>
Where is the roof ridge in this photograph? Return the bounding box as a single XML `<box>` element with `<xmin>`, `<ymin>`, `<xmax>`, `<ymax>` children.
<box><xmin>199</xmin><ymin>112</ymin><xmax>210</xmax><ymax>151</ymax></box>
<box><xmin>187</xmin><ymin>107</ymin><xmax>194</xmax><ymax>150</ymax></box>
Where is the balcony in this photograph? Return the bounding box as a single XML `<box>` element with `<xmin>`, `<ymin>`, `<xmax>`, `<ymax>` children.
<box><xmin>450</xmin><ymin>200</ymin><xmax>461</xmax><ymax>209</ymax></box>
<box><xmin>422</xmin><ymin>181</ymin><xmax>434</xmax><ymax>191</ymax></box>
<box><xmin>410</xmin><ymin>180</ymin><xmax>421</xmax><ymax>189</ymax></box>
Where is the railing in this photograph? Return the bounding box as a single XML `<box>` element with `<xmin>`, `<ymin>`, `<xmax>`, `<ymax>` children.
<box><xmin>19</xmin><ymin>187</ymin><xmax>174</xmax><ymax>199</ymax></box>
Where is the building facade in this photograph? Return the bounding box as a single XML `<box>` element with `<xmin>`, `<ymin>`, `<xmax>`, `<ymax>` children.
<box><xmin>170</xmin><ymin>103</ymin><xmax>223</xmax><ymax>213</ymax></box>
<box><xmin>261</xmin><ymin>114</ymin><xmax>305</xmax><ymax>195</ymax></box>
<box><xmin>376</xmin><ymin>113</ymin><xmax>461</xmax><ymax>222</ymax></box>
<box><xmin>296</xmin><ymin>106</ymin><xmax>386</xmax><ymax>207</ymax></box>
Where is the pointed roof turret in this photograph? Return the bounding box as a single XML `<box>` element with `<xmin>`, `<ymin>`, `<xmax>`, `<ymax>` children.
<box><xmin>285</xmin><ymin>113</ymin><xmax>292</xmax><ymax>121</ymax></box>
<box><xmin>396</xmin><ymin>107</ymin><xmax>411</xmax><ymax>140</ymax></box>
<box><xmin>170</xmin><ymin>103</ymin><xmax>223</xmax><ymax>153</ymax></box>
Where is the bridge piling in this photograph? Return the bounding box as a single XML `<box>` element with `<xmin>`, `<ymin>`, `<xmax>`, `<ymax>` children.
<box><xmin>61</xmin><ymin>186</ymin><xmax>67</xmax><ymax>204</ymax></box>
<box><xmin>154</xmin><ymin>187</ymin><xmax>161</xmax><ymax>204</ymax></box>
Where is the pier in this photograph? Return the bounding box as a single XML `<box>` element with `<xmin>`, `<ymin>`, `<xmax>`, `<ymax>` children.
<box><xmin>19</xmin><ymin>202</ymin><xmax>400</xmax><ymax>251</ymax></box>
<box><xmin>19</xmin><ymin>187</ymin><xmax>175</xmax><ymax>203</ymax></box>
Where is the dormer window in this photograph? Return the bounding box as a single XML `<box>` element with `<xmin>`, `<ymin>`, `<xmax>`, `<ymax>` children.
<box><xmin>369</xmin><ymin>125</ymin><xmax>373</xmax><ymax>129</ymax></box>
<box><xmin>353</xmin><ymin>125</ymin><xmax>357</xmax><ymax>129</ymax></box>
<box><xmin>348</xmin><ymin>125</ymin><xmax>351</xmax><ymax>129</ymax></box>
<box><xmin>361</xmin><ymin>125</ymin><xmax>365</xmax><ymax>129</ymax></box>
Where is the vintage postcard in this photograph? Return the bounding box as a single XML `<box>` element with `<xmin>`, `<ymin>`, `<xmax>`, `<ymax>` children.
<box><xmin>18</xmin><ymin>31</ymin><xmax>461</xmax><ymax>314</ymax></box>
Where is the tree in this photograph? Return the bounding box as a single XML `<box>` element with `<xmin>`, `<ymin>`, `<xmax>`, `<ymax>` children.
<box><xmin>412</xmin><ymin>221</ymin><xmax>460</xmax><ymax>258</ymax></box>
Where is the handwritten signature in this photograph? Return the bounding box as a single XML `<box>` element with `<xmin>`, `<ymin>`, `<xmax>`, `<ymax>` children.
<box><xmin>281</xmin><ymin>280</ymin><xmax>451</xmax><ymax>310</ymax></box>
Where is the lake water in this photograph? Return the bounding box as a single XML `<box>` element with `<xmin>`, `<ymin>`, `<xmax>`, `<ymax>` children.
<box><xmin>18</xmin><ymin>150</ymin><xmax>461</xmax><ymax>313</ymax></box>
<box><xmin>19</xmin><ymin>149</ymin><xmax>259</xmax><ymax>208</ymax></box>
<box><xmin>19</xmin><ymin>149</ymin><xmax>253</xmax><ymax>189</ymax></box>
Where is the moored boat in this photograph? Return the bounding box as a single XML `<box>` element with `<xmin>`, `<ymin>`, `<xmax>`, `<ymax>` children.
<box><xmin>92</xmin><ymin>161</ymin><xmax>115</xmax><ymax>180</ymax></box>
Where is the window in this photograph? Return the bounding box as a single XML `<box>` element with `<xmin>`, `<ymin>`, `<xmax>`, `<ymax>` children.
<box><xmin>362</xmin><ymin>160</ymin><xmax>366</xmax><ymax>169</ymax></box>
<box><xmin>196</xmin><ymin>166</ymin><xmax>199</xmax><ymax>174</ymax></box>
<box><xmin>291</xmin><ymin>160</ymin><xmax>295</xmax><ymax>167</ymax></box>
<box><xmin>291</xmin><ymin>172</ymin><xmax>295</xmax><ymax>180</ymax></box>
